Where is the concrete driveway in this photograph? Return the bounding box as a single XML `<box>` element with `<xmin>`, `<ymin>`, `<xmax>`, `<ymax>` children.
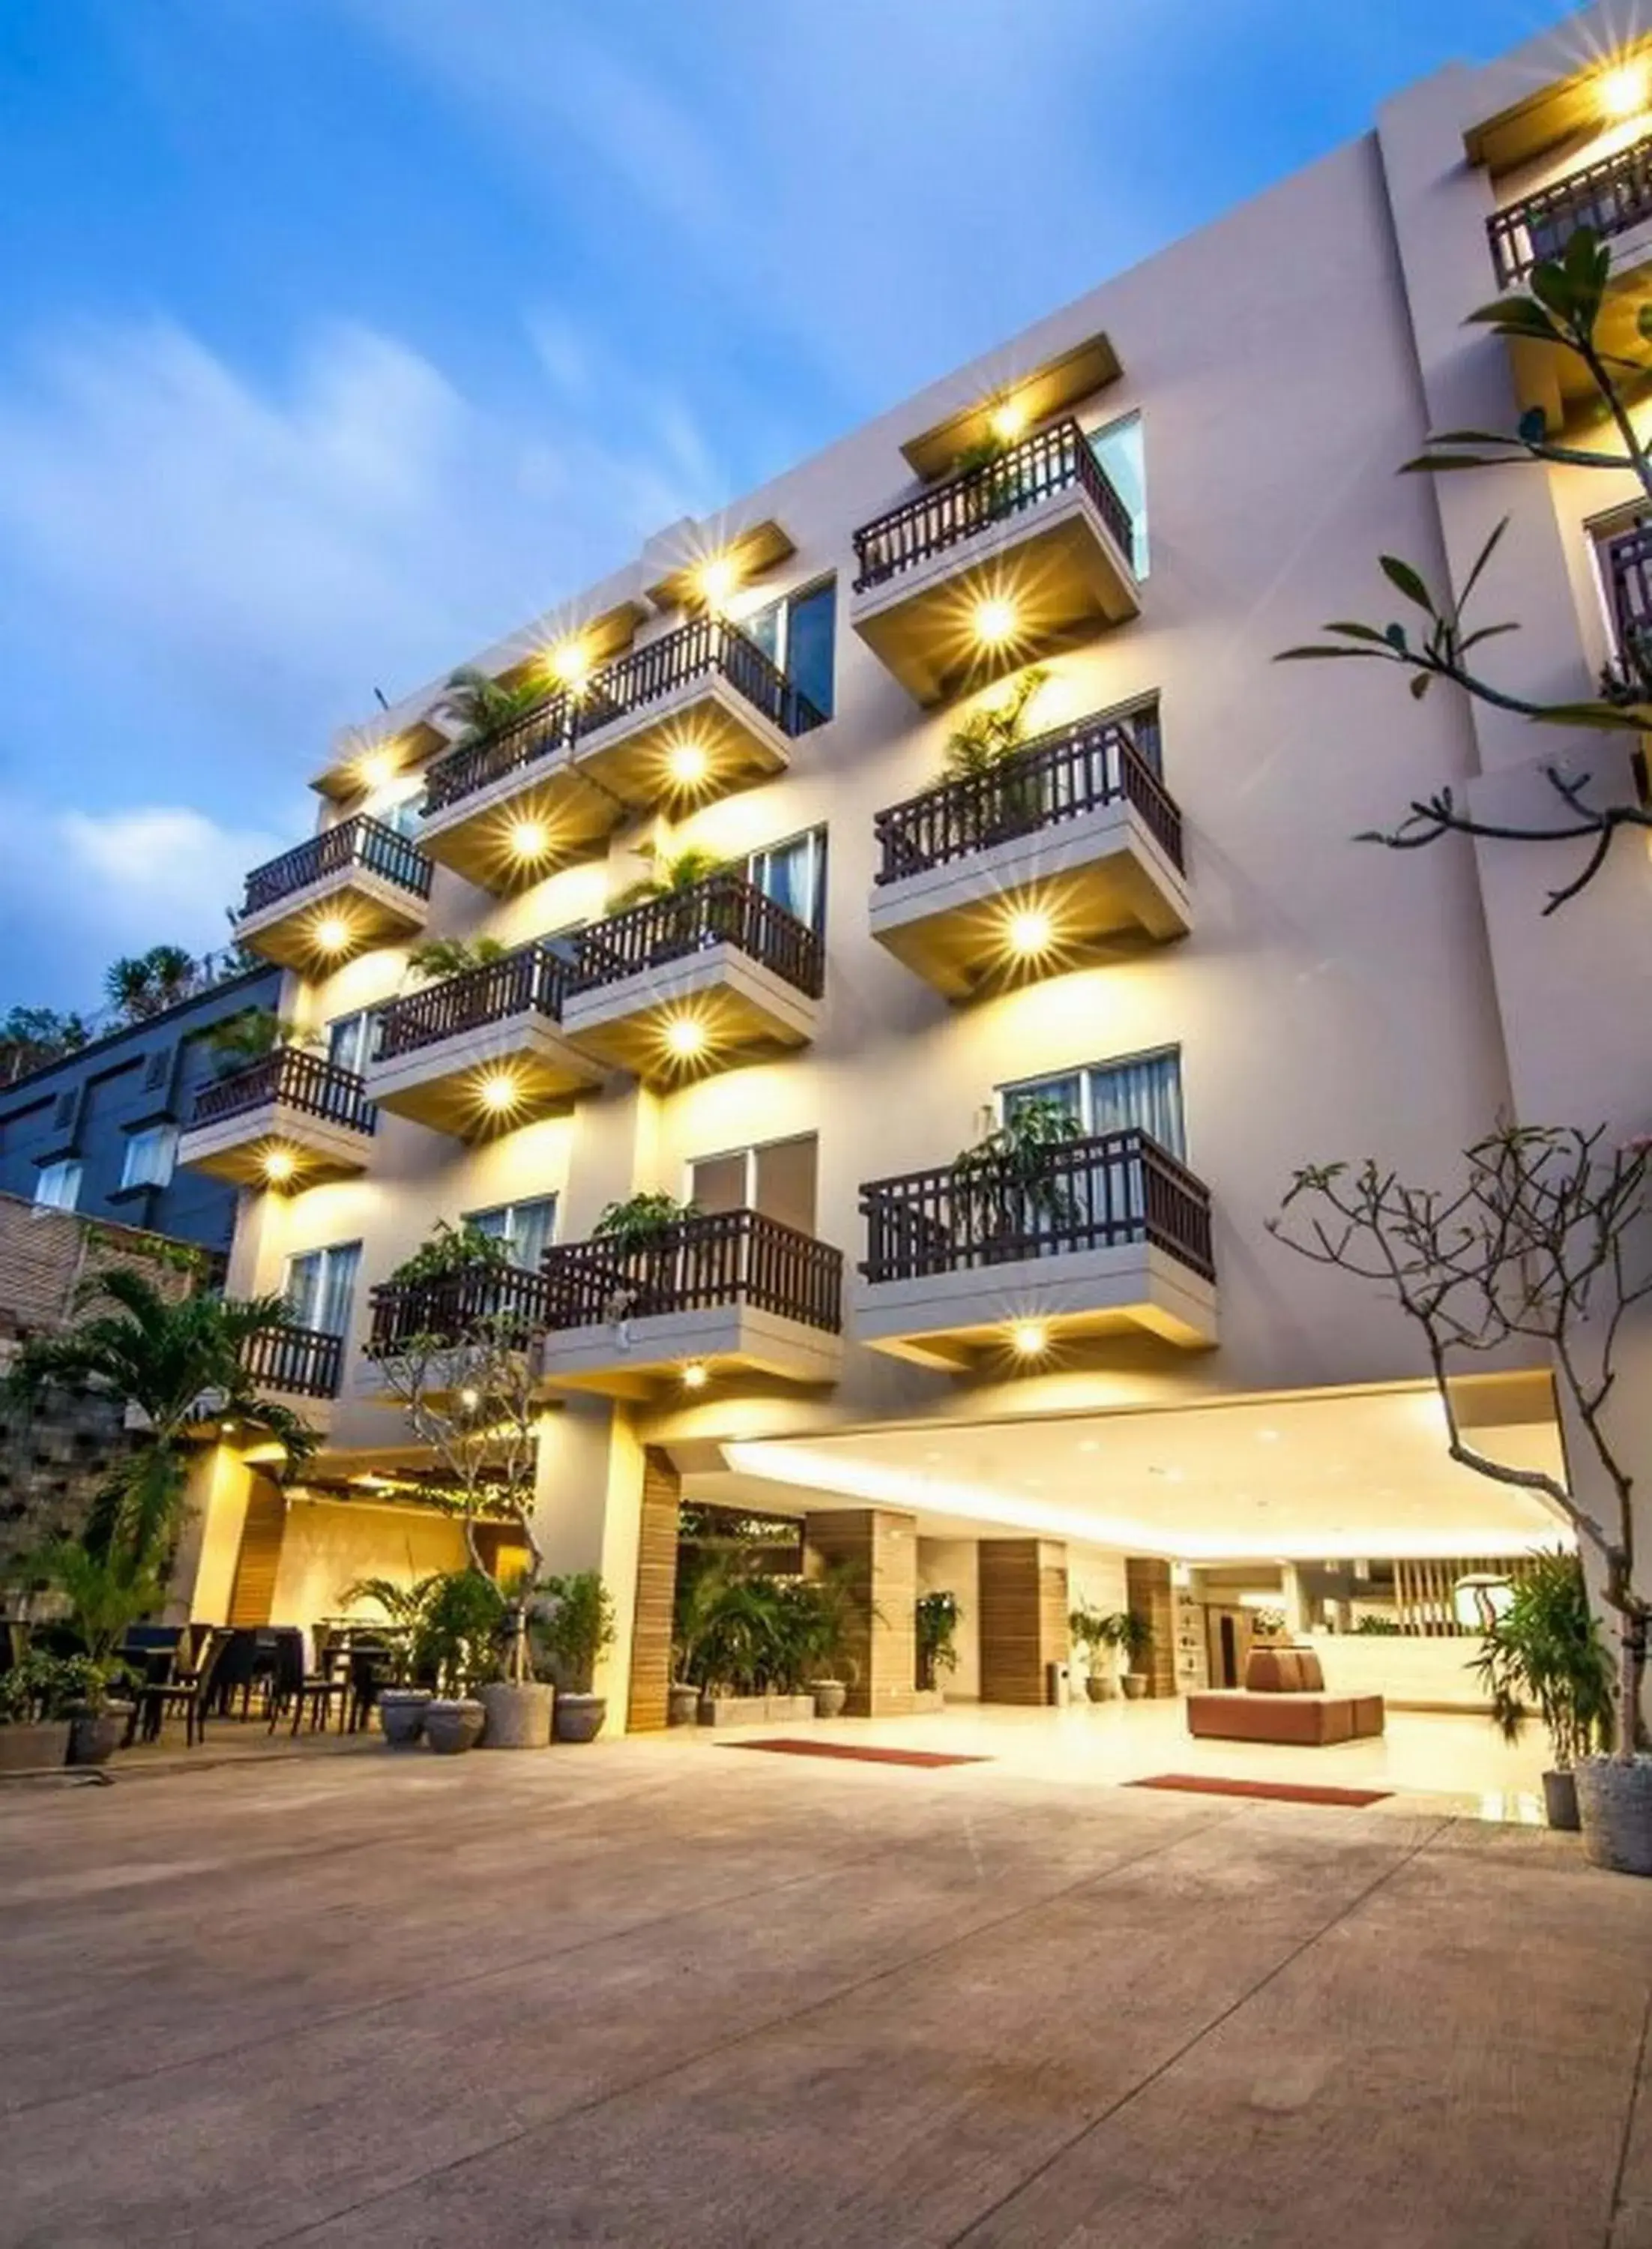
<box><xmin>1</xmin><ymin>1735</ymin><xmax>1649</xmax><ymax>2248</ymax></box>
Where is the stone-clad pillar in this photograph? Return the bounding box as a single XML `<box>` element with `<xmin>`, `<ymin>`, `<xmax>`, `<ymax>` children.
<box><xmin>804</xmin><ymin>1508</ymin><xmax>917</xmax><ymax>1717</ymax></box>
<box><xmin>978</xmin><ymin>1538</ymin><xmax>1069</xmax><ymax>1705</ymax></box>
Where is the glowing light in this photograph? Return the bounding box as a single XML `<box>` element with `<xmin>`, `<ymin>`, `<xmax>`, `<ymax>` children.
<box><xmin>696</xmin><ymin>554</ymin><xmax>740</xmax><ymax>612</ymax></box>
<box><xmin>550</xmin><ymin>639</ymin><xmax>591</xmax><ymax>687</ymax></box>
<box><xmin>1600</xmin><ymin>59</ymin><xmax>1649</xmax><ymax>120</ymax></box>
<box><xmin>262</xmin><ymin>1148</ymin><xmax>296</xmax><ymax>1184</ymax></box>
<box><xmin>1007</xmin><ymin>908</ymin><xmax>1053</xmax><ymax>958</ymax></box>
<box><xmin>1010</xmin><ymin>1320</ymin><xmax>1049</xmax><ymax>1359</ymax></box>
<box><xmin>989</xmin><ymin>397</ymin><xmax>1028</xmax><ymax>443</ymax></box>
<box><xmin>357</xmin><ymin>749</ymin><xmax>398</xmax><ymax>793</ymax></box>
<box><xmin>972</xmin><ymin>595</ymin><xmax>1019</xmax><ymax>647</ymax></box>
<box><xmin>459</xmin><ymin>1387</ymin><xmax>480</xmax><ymax>1410</ymax></box>
<box><xmin>220</xmin><ymin>1422</ymin><xmax>238</xmax><ymax>1436</ymax></box>
<box><xmin>667</xmin><ymin>741</ymin><xmax>709</xmax><ymax>788</ymax></box>
<box><xmin>664</xmin><ymin>1016</ymin><xmax>705</xmax><ymax>1059</ymax></box>
<box><xmin>681</xmin><ymin>1362</ymin><xmax>709</xmax><ymax>1391</ymax></box>
<box><xmin>313</xmin><ymin>915</ymin><xmax>352</xmax><ymax>955</ymax></box>
<box><xmin>509</xmin><ymin>818</ymin><xmax>549</xmax><ymax>860</ymax></box>
<box><xmin>478</xmin><ymin>1071</ymin><xmax>518</xmax><ymax>1114</ymax></box>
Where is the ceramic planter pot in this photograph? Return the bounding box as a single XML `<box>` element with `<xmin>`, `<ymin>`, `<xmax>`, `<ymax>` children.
<box><xmin>554</xmin><ymin>1692</ymin><xmax>606</xmax><ymax>1743</ymax></box>
<box><xmin>377</xmin><ymin>1690</ymin><xmax>433</xmax><ymax>1748</ymax></box>
<box><xmin>423</xmin><ymin>1699</ymin><xmax>486</xmax><ymax>1756</ymax></box>
<box><xmin>0</xmin><ymin>1721</ymin><xmax>70</xmax><ymax>1773</ymax></box>
<box><xmin>478</xmin><ymin>1681</ymin><xmax>555</xmax><ymax>1750</ymax></box>
<box><xmin>67</xmin><ymin>1703</ymin><xmax>133</xmax><ymax>1767</ymax></box>
<box><xmin>1121</xmin><ymin>1673</ymin><xmax>1148</xmax><ymax>1701</ymax></box>
<box><xmin>667</xmin><ymin>1683</ymin><xmax>701</xmax><ymax>1727</ymax></box>
<box><xmin>1542</xmin><ymin>1768</ymin><xmax>1581</xmax><ymax>1831</ymax></box>
<box><xmin>811</xmin><ymin>1680</ymin><xmax>848</xmax><ymax>1719</ymax></box>
<box><xmin>1085</xmin><ymin>1676</ymin><xmax>1117</xmax><ymax>1704</ymax></box>
<box><xmin>1576</xmin><ymin>1754</ymin><xmax>1652</xmax><ymax>1874</ymax></box>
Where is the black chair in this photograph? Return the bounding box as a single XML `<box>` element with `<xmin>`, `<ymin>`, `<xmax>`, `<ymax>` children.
<box><xmin>271</xmin><ymin>1628</ymin><xmax>351</xmax><ymax>1737</ymax></box>
<box><xmin>136</xmin><ymin>1628</ymin><xmax>236</xmax><ymax>1747</ymax></box>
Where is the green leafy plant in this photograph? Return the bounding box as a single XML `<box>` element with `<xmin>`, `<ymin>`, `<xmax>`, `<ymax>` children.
<box><xmin>436</xmin><ymin>665</ymin><xmax>555</xmax><ymax>747</ymax></box>
<box><xmin>1354</xmin><ymin>1613</ymin><xmax>1402</xmax><ymax>1636</ymax></box>
<box><xmin>410</xmin><ymin>1569</ymin><xmax>507</xmax><ymax>1695</ymax></box>
<box><xmin>612</xmin><ymin>846</ymin><xmax>728</xmax><ymax>910</ymax></box>
<box><xmin>951</xmin><ymin>1097</ymin><xmax>1082</xmax><ymax>1245</ymax></box>
<box><xmin>592</xmin><ymin>1193</ymin><xmax>699</xmax><ymax>1254</ymax></box>
<box><xmin>1068</xmin><ymin>1604</ymin><xmax>1115</xmax><ymax>1666</ymax></box>
<box><xmin>940</xmin><ymin>666</ymin><xmax>1049</xmax><ymax>782</ymax></box>
<box><xmin>17</xmin><ymin>1540</ymin><xmax>163</xmax><ymax>1665</ymax></box>
<box><xmin>535</xmin><ymin>1571</ymin><xmax>615</xmax><ymax>1696</ymax></box>
<box><xmin>406</xmin><ymin>936</ymin><xmax>509</xmax><ymax>983</ymax></box>
<box><xmin>1471</xmin><ymin>1550</ymin><xmax>1615</xmax><ymax>1772</ymax></box>
<box><xmin>104</xmin><ymin>945</ymin><xmax>198</xmax><ymax>1025</ymax></box>
<box><xmin>0</xmin><ymin>1005</ymin><xmax>90</xmax><ymax>1083</ymax></box>
<box><xmin>1098</xmin><ymin>1610</ymin><xmax>1153</xmax><ymax>1671</ymax></box>
<box><xmin>0</xmin><ymin>1651</ymin><xmax>115</xmax><ymax>1723</ymax></box>
<box><xmin>204</xmin><ymin>1007</ymin><xmax>315</xmax><ymax>1074</ymax></box>
<box><xmin>387</xmin><ymin>1219</ymin><xmax>514</xmax><ymax>1288</ymax></box>
<box><xmin>915</xmin><ymin>1589</ymin><xmax>962</xmax><ymax>1690</ymax></box>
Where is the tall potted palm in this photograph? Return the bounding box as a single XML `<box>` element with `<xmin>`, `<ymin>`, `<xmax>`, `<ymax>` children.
<box><xmin>537</xmin><ymin>1573</ymin><xmax>615</xmax><ymax>1741</ymax></box>
<box><xmin>1471</xmin><ymin>1552</ymin><xmax>1614</xmax><ymax>1831</ymax></box>
<box><xmin>950</xmin><ymin>1098</ymin><xmax>1082</xmax><ymax>1264</ymax></box>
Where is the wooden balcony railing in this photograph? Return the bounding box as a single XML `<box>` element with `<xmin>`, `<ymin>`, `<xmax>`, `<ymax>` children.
<box><xmin>570</xmin><ymin>873</ymin><xmax>825</xmax><ymax>1002</ymax></box>
<box><xmin>190</xmin><ymin>1050</ymin><xmax>377</xmax><ymax>1136</ymax></box>
<box><xmin>421</xmin><ymin>617</ymin><xmax>826</xmax><ymax>818</ymax></box>
<box><xmin>1605</xmin><ymin>523</ymin><xmax>1652</xmax><ymax>669</ymax></box>
<box><xmin>242</xmin><ymin>1322</ymin><xmax>344</xmax><ymax>1400</ymax></box>
<box><xmin>873</xmin><ymin>714</ymin><xmax>1184</xmax><ymax>883</ymax></box>
<box><xmin>241</xmin><ymin>816</ymin><xmax>432</xmax><ymax>918</ymax></box>
<box><xmin>853</xmin><ymin>418</ymin><xmax>1135</xmax><ymax>594</ymax></box>
<box><xmin>859</xmin><ymin>1127</ymin><xmax>1214</xmax><ymax>1286</ymax></box>
<box><xmin>540</xmin><ymin>1209</ymin><xmax>843</xmax><ymax>1334</ymax></box>
<box><xmin>1488</xmin><ymin>136</ymin><xmax>1652</xmax><ymax>286</ymax></box>
<box><xmin>366</xmin><ymin>1262</ymin><xmax>557</xmax><ymax>1357</ymax></box>
<box><xmin>375</xmin><ymin>942</ymin><xmax>573</xmax><ymax>1063</ymax></box>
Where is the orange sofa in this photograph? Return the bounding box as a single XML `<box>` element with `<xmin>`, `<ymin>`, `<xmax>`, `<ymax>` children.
<box><xmin>1184</xmin><ymin>1643</ymin><xmax>1385</xmax><ymax>1746</ymax></box>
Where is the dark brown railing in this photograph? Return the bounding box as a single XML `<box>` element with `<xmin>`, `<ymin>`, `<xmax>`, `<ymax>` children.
<box><xmin>1606</xmin><ymin>523</ymin><xmax>1652</xmax><ymax>666</ymax></box>
<box><xmin>422</xmin><ymin>617</ymin><xmax>826</xmax><ymax>817</ymax></box>
<box><xmin>241</xmin><ymin>816</ymin><xmax>432</xmax><ymax>918</ymax></box>
<box><xmin>570</xmin><ymin>873</ymin><xmax>824</xmax><ymax>1001</ymax></box>
<box><xmin>540</xmin><ymin>1209</ymin><xmax>843</xmax><ymax>1334</ymax></box>
<box><xmin>366</xmin><ymin>1262</ymin><xmax>556</xmax><ymax>1356</ymax></box>
<box><xmin>853</xmin><ymin>418</ymin><xmax>1135</xmax><ymax>594</ymax></box>
<box><xmin>874</xmin><ymin>714</ymin><xmax>1184</xmax><ymax>883</ymax></box>
<box><xmin>375</xmin><ymin>942</ymin><xmax>573</xmax><ymax>1062</ymax></box>
<box><xmin>860</xmin><ymin>1127</ymin><xmax>1214</xmax><ymax>1286</ymax></box>
<box><xmin>1489</xmin><ymin>136</ymin><xmax>1652</xmax><ymax>286</ymax></box>
<box><xmin>243</xmin><ymin>1323</ymin><xmax>344</xmax><ymax>1400</ymax></box>
<box><xmin>190</xmin><ymin>1050</ymin><xmax>376</xmax><ymax>1135</ymax></box>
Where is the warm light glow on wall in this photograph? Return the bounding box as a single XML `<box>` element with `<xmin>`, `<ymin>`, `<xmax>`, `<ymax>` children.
<box><xmin>1010</xmin><ymin>1320</ymin><xmax>1049</xmax><ymax>1358</ymax></box>
<box><xmin>477</xmin><ymin>1071</ymin><xmax>519</xmax><ymax>1115</ymax></box>
<box><xmin>972</xmin><ymin>594</ymin><xmax>1019</xmax><ymax>647</ymax></box>
<box><xmin>356</xmin><ymin>748</ymin><xmax>400</xmax><ymax>793</ymax></box>
<box><xmin>681</xmin><ymin>1361</ymin><xmax>709</xmax><ymax>1391</ymax></box>
<box><xmin>313</xmin><ymin>915</ymin><xmax>352</xmax><ymax>956</ymax></box>
<box><xmin>666</xmin><ymin>741</ymin><xmax>709</xmax><ymax>789</ymax></box>
<box><xmin>696</xmin><ymin>555</ymin><xmax>740</xmax><ymax>612</ymax></box>
<box><xmin>988</xmin><ymin>397</ymin><xmax>1028</xmax><ymax>444</ymax></box>
<box><xmin>1599</xmin><ymin>58</ymin><xmax>1650</xmax><ymax>121</ymax></box>
<box><xmin>549</xmin><ymin>639</ymin><xmax>591</xmax><ymax>687</ymax></box>
<box><xmin>1005</xmin><ymin>907</ymin><xmax>1053</xmax><ymax>960</ymax></box>
<box><xmin>664</xmin><ymin>1015</ymin><xmax>706</xmax><ymax>1059</ymax></box>
<box><xmin>262</xmin><ymin>1148</ymin><xmax>296</xmax><ymax>1185</ymax></box>
<box><xmin>508</xmin><ymin>818</ymin><xmax>550</xmax><ymax>861</ymax></box>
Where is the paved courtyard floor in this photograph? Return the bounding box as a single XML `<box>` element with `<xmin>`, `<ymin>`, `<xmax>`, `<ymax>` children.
<box><xmin>3</xmin><ymin>1726</ymin><xmax>1651</xmax><ymax>2248</ymax></box>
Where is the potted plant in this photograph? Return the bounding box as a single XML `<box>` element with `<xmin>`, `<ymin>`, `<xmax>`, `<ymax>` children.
<box><xmin>0</xmin><ymin>1652</ymin><xmax>76</xmax><ymax>1772</ymax></box>
<box><xmin>15</xmin><ymin>1539</ymin><xmax>157</xmax><ymax>1762</ymax></box>
<box><xmin>405</xmin><ymin>935</ymin><xmax>508</xmax><ymax>984</ymax></box>
<box><xmin>343</xmin><ymin>1574</ymin><xmax>443</xmax><ymax>1745</ymax></box>
<box><xmin>478</xmin><ymin>1574</ymin><xmax>556</xmax><ymax>1751</ymax></box>
<box><xmin>537</xmin><ymin>1572</ymin><xmax>615</xmax><ymax>1741</ymax></box>
<box><xmin>412</xmin><ymin>1570</ymin><xmax>504</xmax><ymax>1753</ymax></box>
<box><xmin>939</xmin><ymin>666</ymin><xmax>1049</xmax><ymax>846</ymax></box>
<box><xmin>1249</xmin><ymin>1604</ymin><xmax>1288</xmax><ymax>1643</ymax></box>
<box><xmin>915</xmin><ymin>1589</ymin><xmax>961</xmax><ymax>1709</ymax></box>
<box><xmin>1068</xmin><ymin>1605</ymin><xmax>1118</xmax><ymax>1702</ymax></box>
<box><xmin>1106</xmin><ymin>1610</ymin><xmax>1154</xmax><ymax>1698</ymax></box>
<box><xmin>950</xmin><ymin>1099</ymin><xmax>1082</xmax><ymax>1264</ymax></box>
<box><xmin>591</xmin><ymin>1193</ymin><xmax>699</xmax><ymax>1256</ymax></box>
<box><xmin>1471</xmin><ymin>1551</ymin><xmax>1614</xmax><ymax>1831</ymax></box>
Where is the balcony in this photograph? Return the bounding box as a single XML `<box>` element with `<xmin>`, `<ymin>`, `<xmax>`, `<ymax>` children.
<box><xmin>1604</xmin><ymin>522</ymin><xmax>1652</xmax><ymax>673</ymax></box>
<box><xmin>417</xmin><ymin>618</ymin><xmax>826</xmax><ymax>892</ymax></box>
<box><xmin>366</xmin><ymin>942</ymin><xmax>602</xmax><ymax>1138</ymax></box>
<box><xmin>856</xmin><ymin>1127</ymin><xmax>1217</xmax><ymax>1373</ymax></box>
<box><xmin>870</xmin><ymin>714</ymin><xmax>1190</xmax><ymax>998</ymax></box>
<box><xmin>1487</xmin><ymin>139</ymin><xmax>1652</xmax><ymax>421</ymax></box>
<box><xmin>561</xmin><ymin>873</ymin><xmax>824</xmax><ymax>1083</ymax></box>
<box><xmin>366</xmin><ymin>1263</ymin><xmax>555</xmax><ymax>1359</ymax></box>
<box><xmin>235</xmin><ymin>816</ymin><xmax>432</xmax><ymax>970</ymax></box>
<box><xmin>178</xmin><ymin>1050</ymin><xmax>376</xmax><ymax>1190</ymax></box>
<box><xmin>851</xmin><ymin>418</ymin><xmax>1139</xmax><ymax>705</ymax></box>
<box><xmin>241</xmin><ymin>1323</ymin><xmax>344</xmax><ymax>1401</ymax></box>
<box><xmin>537</xmin><ymin>1210</ymin><xmax>844</xmax><ymax>1397</ymax></box>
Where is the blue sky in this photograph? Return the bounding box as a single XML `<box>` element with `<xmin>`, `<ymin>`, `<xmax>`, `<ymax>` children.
<box><xmin>0</xmin><ymin>0</ymin><xmax>1574</xmax><ymax>1008</ymax></box>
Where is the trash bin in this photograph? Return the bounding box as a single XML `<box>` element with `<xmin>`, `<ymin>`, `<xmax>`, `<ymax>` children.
<box><xmin>1046</xmin><ymin>1660</ymin><xmax>1070</xmax><ymax>1708</ymax></box>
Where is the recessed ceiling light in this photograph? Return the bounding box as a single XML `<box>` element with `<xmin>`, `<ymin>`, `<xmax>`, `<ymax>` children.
<box><xmin>1600</xmin><ymin>59</ymin><xmax>1649</xmax><ymax>120</ymax></box>
<box><xmin>1010</xmin><ymin>1319</ymin><xmax>1048</xmax><ymax>1358</ymax></box>
<box><xmin>972</xmin><ymin>594</ymin><xmax>1018</xmax><ymax>646</ymax></box>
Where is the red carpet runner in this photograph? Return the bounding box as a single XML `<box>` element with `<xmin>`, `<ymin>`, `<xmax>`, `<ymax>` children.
<box><xmin>1128</xmin><ymin>1773</ymin><xmax>1392</xmax><ymax>1807</ymax></box>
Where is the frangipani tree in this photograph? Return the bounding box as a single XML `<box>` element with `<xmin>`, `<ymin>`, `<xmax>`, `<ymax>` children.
<box><xmin>1270</xmin><ymin>1124</ymin><xmax>1651</xmax><ymax>1761</ymax></box>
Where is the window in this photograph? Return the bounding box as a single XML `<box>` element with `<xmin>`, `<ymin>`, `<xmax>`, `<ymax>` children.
<box><xmin>34</xmin><ymin>1159</ymin><xmax>82</xmax><ymax>1212</ymax></box>
<box><xmin>284</xmin><ymin>1241</ymin><xmax>362</xmax><ymax>1337</ymax></box>
<box><xmin>1088</xmin><ymin>412</ymin><xmax>1148</xmax><ymax>578</ymax></box>
<box><xmin>465</xmin><ymin>1196</ymin><xmax>557</xmax><ymax>1273</ymax></box>
<box><xmin>1592</xmin><ymin>508</ymin><xmax>1650</xmax><ymax>666</ymax></box>
<box><xmin>1004</xmin><ymin>1047</ymin><xmax>1184</xmax><ymax>1160</ymax></box>
<box><xmin>326</xmin><ymin>1010</ymin><xmax>379</xmax><ymax>1077</ymax></box>
<box><xmin>690</xmin><ymin>1136</ymin><xmax>817</xmax><ymax>1235</ymax></box>
<box><xmin>367</xmin><ymin>785</ymin><xmax>424</xmax><ymax>840</ymax></box>
<box><xmin>742</xmin><ymin>579</ymin><xmax>836</xmax><ymax>717</ymax></box>
<box><xmin>747</xmin><ymin>826</ymin><xmax>827</xmax><ymax>933</ymax></box>
<box><xmin>120</xmin><ymin>1124</ymin><xmax>178</xmax><ymax>1192</ymax></box>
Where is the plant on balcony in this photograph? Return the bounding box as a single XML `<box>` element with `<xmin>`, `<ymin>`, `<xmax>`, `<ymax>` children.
<box><xmin>388</xmin><ymin>1218</ymin><xmax>516</xmax><ymax>1286</ymax></box>
<box><xmin>535</xmin><ymin>1571</ymin><xmax>616</xmax><ymax>1741</ymax></box>
<box><xmin>611</xmin><ymin>846</ymin><xmax>727</xmax><ymax>909</ymax></box>
<box><xmin>203</xmin><ymin>1007</ymin><xmax>317</xmax><ymax>1075</ymax></box>
<box><xmin>1470</xmin><ymin>1550</ymin><xmax>1615</xmax><ymax>1830</ymax></box>
<box><xmin>1279</xmin><ymin>229</ymin><xmax>1652</xmax><ymax>912</ymax></box>
<box><xmin>915</xmin><ymin>1589</ymin><xmax>961</xmax><ymax>1694</ymax></box>
<box><xmin>435</xmin><ymin>664</ymin><xmax>555</xmax><ymax>745</ymax></box>
<box><xmin>950</xmin><ymin>1097</ymin><xmax>1082</xmax><ymax>1255</ymax></box>
<box><xmin>406</xmin><ymin>936</ymin><xmax>509</xmax><ymax>984</ymax></box>
<box><xmin>941</xmin><ymin>667</ymin><xmax>1052</xmax><ymax>844</ymax></box>
<box><xmin>1271</xmin><ymin>1124</ymin><xmax>1652</xmax><ymax>1873</ymax></box>
<box><xmin>592</xmin><ymin>1192</ymin><xmax>699</xmax><ymax>1256</ymax></box>
<box><xmin>4</xmin><ymin>1268</ymin><xmax>316</xmax><ymax>1581</ymax></box>
<box><xmin>104</xmin><ymin>945</ymin><xmax>198</xmax><ymax>1025</ymax></box>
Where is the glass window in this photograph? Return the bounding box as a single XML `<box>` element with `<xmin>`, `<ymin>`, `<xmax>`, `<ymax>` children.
<box><xmin>1088</xmin><ymin>412</ymin><xmax>1148</xmax><ymax>578</ymax></box>
<box><xmin>466</xmin><ymin>1196</ymin><xmax>557</xmax><ymax>1273</ymax></box>
<box><xmin>327</xmin><ymin>1011</ymin><xmax>379</xmax><ymax>1076</ymax></box>
<box><xmin>1003</xmin><ymin>1047</ymin><xmax>1184</xmax><ymax>1159</ymax></box>
<box><xmin>749</xmin><ymin>827</ymin><xmax>826</xmax><ymax>933</ymax></box>
<box><xmin>120</xmin><ymin>1124</ymin><xmax>178</xmax><ymax>1192</ymax></box>
<box><xmin>690</xmin><ymin>1136</ymin><xmax>817</xmax><ymax>1234</ymax></box>
<box><xmin>738</xmin><ymin>579</ymin><xmax>836</xmax><ymax>717</ymax></box>
<box><xmin>285</xmin><ymin>1241</ymin><xmax>361</xmax><ymax>1337</ymax></box>
<box><xmin>34</xmin><ymin>1159</ymin><xmax>82</xmax><ymax>1212</ymax></box>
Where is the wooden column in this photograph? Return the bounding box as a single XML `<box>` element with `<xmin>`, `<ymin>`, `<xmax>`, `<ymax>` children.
<box><xmin>978</xmin><ymin>1539</ymin><xmax>1069</xmax><ymax>1705</ymax></box>
<box><xmin>625</xmin><ymin>1447</ymin><xmax>681</xmax><ymax>1732</ymax></box>
<box><xmin>804</xmin><ymin>1509</ymin><xmax>916</xmax><ymax>1717</ymax></box>
<box><xmin>1126</xmin><ymin>1556</ymin><xmax>1178</xmax><ymax>1698</ymax></box>
<box><xmin>226</xmin><ymin>1475</ymin><xmax>286</xmax><ymax>1628</ymax></box>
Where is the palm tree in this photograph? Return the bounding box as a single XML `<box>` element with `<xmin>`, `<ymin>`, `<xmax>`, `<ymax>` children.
<box><xmin>613</xmin><ymin>846</ymin><xmax>727</xmax><ymax>909</ymax></box>
<box><xmin>5</xmin><ymin>1269</ymin><xmax>318</xmax><ymax>1576</ymax></box>
<box><xmin>435</xmin><ymin>666</ymin><xmax>554</xmax><ymax>747</ymax></box>
<box><xmin>406</xmin><ymin>936</ymin><xmax>509</xmax><ymax>983</ymax></box>
<box><xmin>103</xmin><ymin>945</ymin><xmax>199</xmax><ymax>1024</ymax></box>
<box><xmin>940</xmin><ymin>666</ymin><xmax>1048</xmax><ymax>783</ymax></box>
